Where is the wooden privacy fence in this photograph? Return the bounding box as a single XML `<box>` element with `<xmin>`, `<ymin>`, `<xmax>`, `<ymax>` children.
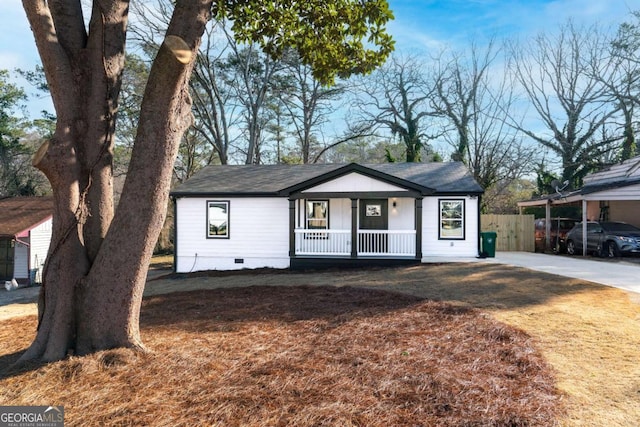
<box><xmin>481</xmin><ymin>214</ymin><xmax>535</xmax><ymax>252</ymax></box>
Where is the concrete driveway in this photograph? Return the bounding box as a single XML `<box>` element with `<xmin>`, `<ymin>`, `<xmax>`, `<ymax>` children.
<box><xmin>487</xmin><ymin>251</ymin><xmax>640</xmax><ymax>294</ymax></box>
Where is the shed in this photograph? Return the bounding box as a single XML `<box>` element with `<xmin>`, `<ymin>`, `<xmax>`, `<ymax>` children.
<box><xmin>0</xmin><ymin>196</ymin><xmax>53</xmax><ymax>284</ymax></box>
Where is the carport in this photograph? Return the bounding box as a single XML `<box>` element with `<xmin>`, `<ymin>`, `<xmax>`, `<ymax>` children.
<box><xmin>518</xmin><ymin>156</ymin><xmax>640</xmax><ymax>256</ymax></box>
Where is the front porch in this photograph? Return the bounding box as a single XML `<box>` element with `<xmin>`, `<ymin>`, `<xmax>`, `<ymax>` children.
<box><xmin>291</xmin><ymin>229</ymin><xmax>420</xmax><ymax>270</ymax></box>
<box><xmin>288</xmin><ymin>195</ymin><xmax>423</xmax><ymax>268</ymax></box>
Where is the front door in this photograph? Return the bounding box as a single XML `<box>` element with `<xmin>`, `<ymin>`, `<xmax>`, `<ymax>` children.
<box><xmin>359</xmin><ymin>199</ymin><xmax>388</xmax><ymax>253</ymax></box>
<box><xmin>0</xmin><ymin>238</ymin><xmax>14</xmax><ymax>281</ymax></box>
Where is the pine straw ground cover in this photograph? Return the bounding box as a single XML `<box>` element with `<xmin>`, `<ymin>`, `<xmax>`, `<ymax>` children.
<box><xmin>1</xmin><ymin>262</ymin><xmax>639</xmax><ymax>425</ymax></box>
<box><xmin>0</xmin><ymin>285</ymin><xmax>559</xmax><ymax>426</ymax></box>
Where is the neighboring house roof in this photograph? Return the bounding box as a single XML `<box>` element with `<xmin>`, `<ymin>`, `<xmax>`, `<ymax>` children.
<box><xmin>171</xmin><ymin>162</ymin><xmax>484</xmax><ymax>197</ymax></box>
<box><xmin>581</xmin><ymin>155</ymin><xmax>640</xmax><ymax>195</ymax></box>
<box><xmin>517</xmin><ymin>155</ymin><xmax>640</xmax><ymax>207</ymax></box>
<box><xmin>0</xmin><ymin>196</ymin><xmax>54</xmax><ymax>238</ymax></box>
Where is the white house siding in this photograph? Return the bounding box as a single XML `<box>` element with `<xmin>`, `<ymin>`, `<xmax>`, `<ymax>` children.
<box><xmin>421</xmin><ymin>196</ymin><xmax>479</xmax><ymax>258</ymax></box>
<box><xmin>176</xmin><ymin>197</ymin><xmax>290</xmax><ymax>272</ymax></box>
<box><xmin>388</xmin><ymin>198</ymin><xmax>414</xmax><ymax>230</ymax></box>
<box><xmin>29</xmin><ymin>218</ymin><xmax>52</xmax><ymax>282</ymax></box>
<box><xmin>328</xmin><ymin>199</ymin><xmax>351</xmax><ymax>229</ymax></box>
<box><xmin>302</xmin><ymin>172</ymin><xmax>409</xmax><ymax>193</ymax></box>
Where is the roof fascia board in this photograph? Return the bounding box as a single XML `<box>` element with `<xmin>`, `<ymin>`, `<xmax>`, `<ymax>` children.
<box><xmin>288</xmin><ymin>190</ymin><xmax>422</xmax><ymax>200</ymax></box>
<box><xmin>581</xmin><ymin>177</ymin><xmax>640</xmax><ymax>195</ymax></box>
<box><xmin>435</xmin><ymin>191</ymin><xmax>483</xmax><ymax>196</ymax></box>
<box><xmin>170</xmin><ymin>191</ymin><xmax>281</xmax><ymax>198</ymax></box>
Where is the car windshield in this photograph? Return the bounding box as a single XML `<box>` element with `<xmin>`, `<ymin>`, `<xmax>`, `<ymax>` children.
<box><xmin>602</xmin><ymin>223</ymin><xmax>640</xmax><ymax>233</ymax></box>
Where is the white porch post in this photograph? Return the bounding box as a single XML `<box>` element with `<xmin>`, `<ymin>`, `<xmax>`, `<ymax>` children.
<box><xmin>415</xmin><ymin>198</ymin><xmax>422</xmax><ymax>259</ymax></box>
<box><xmin>351</xmin><ymin>198</ymin><xmax>358</xmax><ymax>258</ymax></box>
<box><xmin>289</xmin><ymin>199</ymin><xmax>296</xmax><ymax>257</ymax></box>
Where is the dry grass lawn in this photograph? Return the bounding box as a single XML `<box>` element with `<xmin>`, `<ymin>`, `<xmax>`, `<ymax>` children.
<box><xmin>1</xmin><ymin>262</ymin><xmax>639</xmax><ymax>426</ymax></box>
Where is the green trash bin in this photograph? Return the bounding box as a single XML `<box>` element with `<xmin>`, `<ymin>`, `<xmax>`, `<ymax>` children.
<box><xmin>481</xmin><ymin>231</ymin><xmax>497</xmax><ymax>258</ymax></box>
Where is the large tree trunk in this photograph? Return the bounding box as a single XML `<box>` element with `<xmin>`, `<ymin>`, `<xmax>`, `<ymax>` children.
<box><xmin>20</xmin><ymin>0</ymin><xmax>212</xmax><ymax>362</ymax></box>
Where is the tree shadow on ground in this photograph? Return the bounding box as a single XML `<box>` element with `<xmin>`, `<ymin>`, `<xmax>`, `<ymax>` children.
<box><xmin>140</xmin><ymin>285</ymin><xmax>426</xmax><ymax>332</ymax></box>
<box><xmin>153</xmin><ymin>262</ymin><xmax>610</xmax><ymax>313</ymax></box>
<box><xmin>0</xmin><ymin>285</ymin><xmax>427</xmax><ymax>377</ymax></box>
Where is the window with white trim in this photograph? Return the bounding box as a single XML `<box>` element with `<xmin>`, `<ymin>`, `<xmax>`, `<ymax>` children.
<box><xmin>439</xmin><ymin>199</ymin><xmax>465</xmax><ymax>239</ymax></box>
<box><xmin>207</xmin><ymin>201</ymin><xmax>229</xmax><ymax>238</ymax></box>
<box><xmin>306</xmin><ymin>200</ymin><xmax>328</xmax><ymax>230</ymax></box>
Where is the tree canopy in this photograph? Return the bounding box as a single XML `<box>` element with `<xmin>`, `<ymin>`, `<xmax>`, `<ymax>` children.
<box><xmin>215</xmin><ymin>0</ymin><xmax>395</xmax><ymax>85</ymax></box>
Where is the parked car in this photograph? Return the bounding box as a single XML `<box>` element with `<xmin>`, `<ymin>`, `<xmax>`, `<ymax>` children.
<box><xmin>565</xmin><ymin>221</ymin><xmax>640</xmax><ymax>257</ymax></box>
<box><xmin>534</xmin><ymin>218</ymin><xmax>578</xmax><ymax>253</ymax></box>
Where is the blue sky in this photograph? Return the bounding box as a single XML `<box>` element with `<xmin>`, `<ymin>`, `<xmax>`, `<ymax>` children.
<box><xmin>1</xmin><ymin>0</ymin><xmax>639</xmax><ymax>117</ymax></box>
<box><xmin>388</xmin><ymin>0</ymin><xmax>638</xmax><ymax>50</ymax></box>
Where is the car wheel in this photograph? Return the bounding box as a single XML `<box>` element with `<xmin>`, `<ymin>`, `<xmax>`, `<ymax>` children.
<box><xmin>604</xmin><ymin>241</ymin><xmax>619</xmax><ymax>258</ymax></box>
<box><xmin>566</xmin><ymin>240</ymin><xmax>576</xmax><ymax>255</ymax></box>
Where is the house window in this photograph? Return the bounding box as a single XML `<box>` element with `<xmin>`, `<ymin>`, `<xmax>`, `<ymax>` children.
<box><xmin>306</xmin><ymin>200</ymin><xmax>328</xmax><ymax>229</ymax></box>
<box><xmin>439</xmin><ymin>199</ymin><xmax>465</xmax><ymax>240</ymax></box>
<box><xmin>305</xmin><ymin>200</ymin><xmax>329</xmax><ymax>239</ymax></box>
<box><xmin>207</xmin><ymin>201</ymin><xmax>229</xmax><ymax>238</ymax></box>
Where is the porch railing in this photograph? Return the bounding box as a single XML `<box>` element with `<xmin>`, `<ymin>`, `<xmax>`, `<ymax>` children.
<box><xmin>295</xmin><ymin>229</ymin><xmax>351</xmax><ymax>256</ymax></box>
<box><xmin>294</xmin><ymin>229</ymin><xmax>416</xmax><ymax>257</ymax></box>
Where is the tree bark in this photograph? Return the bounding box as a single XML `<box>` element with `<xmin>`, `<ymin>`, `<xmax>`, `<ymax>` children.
<box><xmin>20</xmin><ymin>0</ymin><xmax>212</xmax><ymax>362</ymax></box>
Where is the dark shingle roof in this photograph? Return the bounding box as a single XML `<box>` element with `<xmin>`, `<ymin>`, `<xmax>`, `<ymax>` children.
<box><xmin>583</xmin><ymin>155</ymin><xmax>640</xmax><ymax>186</ymax></box>
<box><xmin>368</xmin><ymin>162</ymin><xmax>483</xmax><ymax>193</ymax></box>
<box><xmin>171</xmin><ymin>162</ymin><xmax>483</xmax><ymax>197</ymax></box>
<box><xmin>0</xmin><ymin>196</ymin><xmax>53</xmax><ymax>237</ymax></box>
<box><xmin>581</xmin><ymin>155</ymin><xmax>640</xmax><ymax>195</ymax></box>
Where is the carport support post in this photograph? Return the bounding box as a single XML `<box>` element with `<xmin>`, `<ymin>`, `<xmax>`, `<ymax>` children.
<box><xmin>582</xmin><ymin>199</ymin><xmax>587</xmax><ymax>256</ymax></box>
<box><xmin>545</xmin><ymin>200</ymin><xmax>551</xmax><ymax>251</ymax></box>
